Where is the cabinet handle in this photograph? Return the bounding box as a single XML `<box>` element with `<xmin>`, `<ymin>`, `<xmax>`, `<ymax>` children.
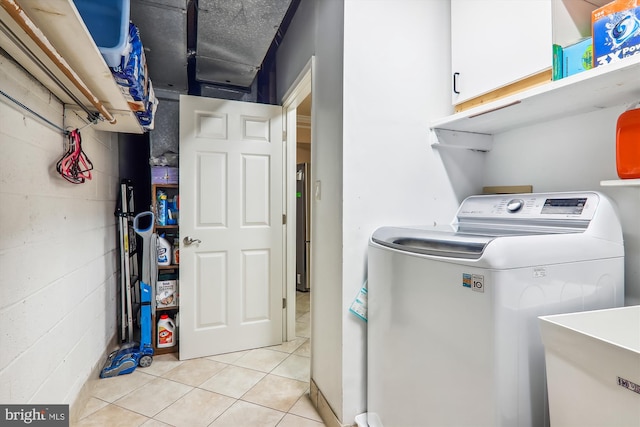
<box><xmin>453</xmin><ymin>72</ymin><xmax>460</xmax><ymax>94</ymax></box>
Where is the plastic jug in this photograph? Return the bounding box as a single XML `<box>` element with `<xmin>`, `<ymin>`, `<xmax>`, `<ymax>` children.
<box><xmin>616</xmin><ymin>108</ymin><xmax>640</xmax><ymax>179</ymax></box>
<box><xmin>157</xmin><ymin>314</ymin><xmax>176</xmax><ymax>348</ymax></box>
<box><xmin>157</xmin><ymin>234</ymin><xmax>172</xmax><ymax>266</ymax></box>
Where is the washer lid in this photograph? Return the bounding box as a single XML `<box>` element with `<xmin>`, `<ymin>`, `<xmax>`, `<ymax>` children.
<box><xmin>371</xmin><ymin>226</ymin><xmax>496</xmax><ymax>259</ymax></box>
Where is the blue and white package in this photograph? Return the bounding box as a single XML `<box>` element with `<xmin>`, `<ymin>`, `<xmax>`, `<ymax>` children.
<box><xmin>563</xmin><ymin>38</ymin><xmax>593</xmax><ymax>77</ymax></box>
<box><xmin>107</xmin><ymin>22</ymin><xmax>157</xmax><ymax>129</ymax></box>
<box><xmin>593</xmin><ymin>0</ymin><xmax>640</xmax><ymax>67</ymax></box>
<box><xmin>110</xmin><ymin>23</ymin><xmax>148</xmax><ymax>110</ymax></box>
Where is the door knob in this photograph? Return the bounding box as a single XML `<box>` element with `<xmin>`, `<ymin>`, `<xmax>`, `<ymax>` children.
<box><xmin>183</xmin><ymin>236</ymin><xmax>202</xmax><ymax>245</ymax></box>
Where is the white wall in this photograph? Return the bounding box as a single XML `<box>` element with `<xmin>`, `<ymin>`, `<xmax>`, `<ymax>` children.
<box><xmin>277</xmin><ymin>0</ymin><xmax>456</xmax><ymax>424</ymax></box>
<box><xmin>277</xmin><ymin>0</ymin><xmax>347</xmax><ymax>421</ymax></box>
<box><xmin>342</xmin><ymin>0</ymin><xmax>456</xmax><ymax>422</ymax></box>
<box><xmin>484</xmin><ymin>106</ymin><xmax>640</xmax><ymax>305</ymax></box>
<box><xmin>0</xmin><ymin>52</ymin><xmax>120</xmax><ymax>405</ymax></box>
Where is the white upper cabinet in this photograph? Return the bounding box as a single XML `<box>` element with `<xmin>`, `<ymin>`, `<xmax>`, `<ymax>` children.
<box><xmin>451</xmin><ymin>0</ymin><xmax>553</xmax><ymax>106</ymax></box>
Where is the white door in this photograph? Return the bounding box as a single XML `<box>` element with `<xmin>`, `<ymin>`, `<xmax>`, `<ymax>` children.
<box><xmin>179</xmin><ymin>96</ymin><xmax>284</xmax><ymax>359</ymax></box>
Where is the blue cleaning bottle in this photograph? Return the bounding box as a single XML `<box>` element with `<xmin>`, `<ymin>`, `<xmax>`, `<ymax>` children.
<box><xmin>157</xmin><ymin>190</ymin><xmax>167</xmax><ymax>226</ymax></box>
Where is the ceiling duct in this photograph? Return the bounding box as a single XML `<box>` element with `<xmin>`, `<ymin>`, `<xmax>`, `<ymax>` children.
<box><xmin>130</xmin><ymin>0</ymin><xmax>189</xmax><ymax>93</ymax></box>
<box><xmin>195</xmin><ymin>0</ymin><xmax>292</xmax><ymax>88</ymax></box>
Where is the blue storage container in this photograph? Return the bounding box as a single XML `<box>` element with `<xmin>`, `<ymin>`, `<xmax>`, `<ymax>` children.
<box><xmin>74</xmin><ymin>0</ymin><xmax>130</xmax><ymax>67</ymax></box>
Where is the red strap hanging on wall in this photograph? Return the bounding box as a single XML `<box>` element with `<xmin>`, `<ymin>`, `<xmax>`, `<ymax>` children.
<box><xmin>55</xmin><ymin>129</ymin><xmax>93</xmax><ymax>184</ymax></box>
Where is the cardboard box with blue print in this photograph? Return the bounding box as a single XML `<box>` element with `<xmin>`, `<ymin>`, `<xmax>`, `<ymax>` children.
<box><xmin>563</xmin><ymin>38</ymin><xmax>593</xmax><ymax>77</ymax></box>
<box><xmin>592</xmin><ymin>0</ymin><xmax>640</xmax><ymax>67</ymax></box>
<box><xmin>152</xmin><ymin>166</ymin><xmax>178</xmax><ymax>184</ymax></box>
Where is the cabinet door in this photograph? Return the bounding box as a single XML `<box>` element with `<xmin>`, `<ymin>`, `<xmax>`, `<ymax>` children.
<box><xmin>451</xmin><ymin>0</ymin><xmax>552</xmax><ymax>105</ymax></box>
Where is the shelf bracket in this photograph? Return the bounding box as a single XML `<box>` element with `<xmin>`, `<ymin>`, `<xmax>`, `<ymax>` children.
<box><xmin>430</xmin><ymin>128</ymin><xmax>493</xmax><ymax>152</ymax></box>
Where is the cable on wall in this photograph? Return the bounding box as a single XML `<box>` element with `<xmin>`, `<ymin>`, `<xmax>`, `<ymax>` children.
<box><xmin>0</xmin><ymin>18</ymin><xmax>96</xmax><ymax>119</ymax></box>
<box><xmin>0</xmin><ymin>88</ymin><xmax>68</xmax><ymax>134</ymax></box>
<box><xmin>0</xmin><ymin>88</ymin><xmax>101</xmax><ymax>135</ymax></box>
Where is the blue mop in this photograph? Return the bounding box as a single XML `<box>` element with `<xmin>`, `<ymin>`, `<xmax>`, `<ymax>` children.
<box><xmin>100</xmin><ymin>212</ymin><xmax>155</xmax><ymax>378</ymax></box>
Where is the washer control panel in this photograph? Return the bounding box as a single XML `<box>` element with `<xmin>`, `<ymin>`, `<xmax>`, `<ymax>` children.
<box><xmin>457</xmin><ymin>192</ymin><xmax>598</xmax><ymax>221</ymax></box>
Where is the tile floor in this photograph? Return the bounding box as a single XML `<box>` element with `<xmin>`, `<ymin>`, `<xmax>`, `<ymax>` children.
<box><xmin>76</xmin><ymin>291</ymin><xmax>322</xmax><ymax>427</ymax></box>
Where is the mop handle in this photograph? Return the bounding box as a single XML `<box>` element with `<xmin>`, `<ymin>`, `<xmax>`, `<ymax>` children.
<box><xmin>133</xmin><ymin>211</ymin><xmax>154</xmax><ymax>236</ymax></box>
<box><xmin>133</xmin><ymin>211</ymin><xmax>155</xmax><ymax>286</ymax></box>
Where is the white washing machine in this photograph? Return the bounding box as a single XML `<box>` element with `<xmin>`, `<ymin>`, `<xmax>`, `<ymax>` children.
<box><xmin>366</xmin><ymin>191</ymin><xmax>624</xmax><ymax>427</ymax></box>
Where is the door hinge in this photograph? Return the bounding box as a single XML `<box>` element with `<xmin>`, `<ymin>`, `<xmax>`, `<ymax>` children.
<box><xmin>282</xmin><ymin>298</ymin><xmax>287</xmax><ymax>309</ymax></box>
<box><xmin>282</xmin><ymin>130</ymin><xmax>287</xmax><ymax>141</ymax></box>
<box><xmin>282</xmin><ymin>214</ymin><xmax>286</xmax><ymax>225</ymax></box>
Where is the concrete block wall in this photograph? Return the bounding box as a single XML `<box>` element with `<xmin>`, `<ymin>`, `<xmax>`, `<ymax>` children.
<box><xmin>0</xmin><ymin>51</ymin><xmax>120</xmax><ymax>405</ymax></box>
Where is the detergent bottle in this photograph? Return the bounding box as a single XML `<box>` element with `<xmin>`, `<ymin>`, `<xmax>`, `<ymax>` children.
<box><xmin>157</xmin><ymin>190</ymin><xmax>167</xmax><ymax>226</ymax></box>
<box><xmin>157</xmin><ymin>314</ymin><xmax>176</xmax><ymax>348</ymax></box>
<box><xmin>157</xmin><ymin>234</ymin><xmax>172</xmax><ymax>266</ymax></box>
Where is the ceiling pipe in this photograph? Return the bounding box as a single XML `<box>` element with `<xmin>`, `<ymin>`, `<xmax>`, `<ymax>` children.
<box><xmin>0</xmin><ymin>0</ymin><xmax>116</xmax><ymax>124</ymax></box>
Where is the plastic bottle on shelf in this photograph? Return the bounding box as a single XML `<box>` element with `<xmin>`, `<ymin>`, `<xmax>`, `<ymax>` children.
<box><xmin>167</xmin><ymin>195</ymin><xmax>179</xmax><ymax>225</ymax></box>
<box><xmin>157</xmin><ymin>234</ymin><xmax>172</xmax><ymax>266</ymax></box>
<box><xmin>157</xmin><ymin>314</ymin><xmax>176</xmax><ymax>348</ymax></box>
<box><xmin>173</xmin><ymin>238</ymin><xmax>180</xmax><ymax>265</ymax></box>
<box><xmin>157</xmin><ymin>190</ymin><xmax>167</xmax><ymax>226</ymax></box>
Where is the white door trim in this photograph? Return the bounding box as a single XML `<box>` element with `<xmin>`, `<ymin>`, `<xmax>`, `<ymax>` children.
<box><xmin>282</xmin><ymin>56</ymin><xmax>314</xmax><ymax>341</ymax></box>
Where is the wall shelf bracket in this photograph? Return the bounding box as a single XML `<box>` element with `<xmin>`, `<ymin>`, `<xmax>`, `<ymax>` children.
<box><xmin>430</xmin><ymin>128</ymin><xmax>493</xmax><ymax>152</ymax></box>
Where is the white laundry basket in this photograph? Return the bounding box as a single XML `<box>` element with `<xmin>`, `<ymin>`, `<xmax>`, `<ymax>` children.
<box><xmin>539</xmin><ymin>306</ymin><xmax>640</xmax><ymax>427</ymax></box>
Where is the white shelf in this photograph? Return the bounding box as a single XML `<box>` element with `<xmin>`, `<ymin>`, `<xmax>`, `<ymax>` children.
<box><xmin>0</xmin><ymin>0</ymin><xmax>143</xmax><ymax>133</ymax></box>
<box><xmin>430</xmin><ymin>54</ymin><xmax>640</xmax><ymax>136</ymax></box>
<box><xmin>600</xmin><ymin>179</ymin><xmax>640</xmax><ymax>187</ymax></box>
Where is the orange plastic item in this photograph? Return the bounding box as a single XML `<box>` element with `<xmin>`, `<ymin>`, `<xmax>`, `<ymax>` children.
<box><xmin>616</xmin><ymin>108</ymin><xmax>640</xmax><ymax>179</ymax></box>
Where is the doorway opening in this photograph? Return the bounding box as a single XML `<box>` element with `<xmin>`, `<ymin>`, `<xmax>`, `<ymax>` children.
<box><xmin>282</xmin><ymin>58</ymin><xmax>313</xmax><ymax>344</ymax></box>
<box><xmin>294</xmin><ymin>93</ymin><xmax>312</xmax><ymax>342</ymax></box>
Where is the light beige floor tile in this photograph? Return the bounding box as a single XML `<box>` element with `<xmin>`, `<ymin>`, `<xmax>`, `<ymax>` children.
<box><xmin>271</xmin><ymin>354</ymin><xmax>310</xmax><ymax>383</ymax></box>
<box><xmin>90</xmin><ymin>371</ymin><xmax>155</xmax><ymax>403</ymax></box>
<box><xmin>114</xmin><ymin>377</ymin><xmax>192</xmax><ymax>417</ymax></box>
<box><xmin>241</xmin><ymin>374</ymin><xmax>309</xmax><ymax>412</ymax></box>
<box><xmin>293</xmin><ymin>339</ymin><xmax>310</xmax><ymax>357</ymax></box>
<box><xmin>77</xmin><ymin>397</ymin><xmax>109</xmax><ymax>420</ymax></box>
<box><xmin>205</xmin><ymin>350</ymin><xmax>249</xmax><ymax>364</ymax></box>
<box><xmin>296</xmin><ymin>320</ymin><xmax>311</xmax><ymax>338</ymax></box>
<box><xmin>296</xmin><ymin>303</ymin><xmax>310</xmax><ymax>317</ymax></box>
<box><xmin>199</xmin><ymin>365</ymin><xmax>266</xmax><ymax>399</ymax></box>
<box><xmin>232</xmin><ymin>348</ymin><xmax>289</xmax><ymax>373</ymax></box>
<box><xmin>74</xmin><ymin>404</ymin><xmax>149</xmax><ymax>427</ymax></box>
<box><xmin>288</xmin><ymin>393</ymin><xmax>323</xmax><ymax>423</ymax></box>
<box><xmin>141</xmin><ymin>353</ymin><xmax>184</xmax><ymax>377</ymax></box>
<box><xmin>296</xmin><ymin>311</ymin><xmax>310</xmax><ymax>323</ymax></box>
<box><xmin>208</xmin><ymin>400</ymin><xmax>284</xmax><ymax>427</ymax></box>
<box><xmin>277</xmin><ymin>413</ymin><xmax>326</xmax><ymax>427</ymax></box>
<box><xmin>162</xmin><ymin>358</ymin><xmax>227</xmax><ymax>387</ymax></box>
<box><xmin>267</xmin><ymin>337</ymin><xmax>307</xmax><ymax>354</ymax></box>
<box><xmin>141</xmin><ymin>419</ymin><xmax>173</xmax><ymax>427</ymax></box>
<box><xmin>153</xmin><ymin>388</ymin><xmax>235</xmax><ymax>427</ymax></box>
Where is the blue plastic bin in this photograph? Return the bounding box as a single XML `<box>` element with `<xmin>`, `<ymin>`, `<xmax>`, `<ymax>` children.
<box><xmin>74</xmin><ymin>0</ymin><xmax>130</xmax><ymax>67</ymax></box>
